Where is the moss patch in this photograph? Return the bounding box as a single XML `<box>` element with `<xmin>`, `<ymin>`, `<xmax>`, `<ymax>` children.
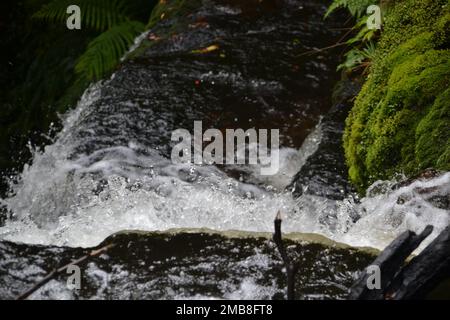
<box><xmin>343</xmin><ymin>0</ymin><xmax>450</xmax><ymax>191</ymax></box>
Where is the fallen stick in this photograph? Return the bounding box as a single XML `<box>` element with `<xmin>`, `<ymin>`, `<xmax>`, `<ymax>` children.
<box><xmin>348</xmin><ymin>226</ymin><xmax>433</xmax><ymax>300</ymax></box>
<box><xmin>16</xmin><ymin>243</ymin><xmax>115</xmax><ymax>300</ymax></box>
<box><xmin>273</xmin><ymin>211</ymin><xmax>299</xmax><ymax>300</ymax></box>
<box><xmin>296</xmin><ymin>42</ymin><xmax>348</xmax><ymax>57</ymax></box>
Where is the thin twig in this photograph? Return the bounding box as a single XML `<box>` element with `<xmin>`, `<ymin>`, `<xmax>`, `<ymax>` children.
<box><xmin>328</xmin><ymin>27</ymin><xmax>353</xmax><ymax>31</ymax></box>
<box><xmin>297</xmin><ymin>21</ymin><xmax>357</xmax><ymax>59</ymax></box>
<box><xmin>273</xmin><ymin>211</ymin><xmax>299</xmax><ymax>300</ymax></box>
<box><xmin>296</xmin><ymin>42</ymin><xmax>348</xmax><ymax>57</ymax></box>
<box><xmin>336</xmin><ymin>26</ymin><xmax>354</xmax><ymax>45</ymax></box>
<box><xmin>16</xmin><ymin>243</ymin><xmax>115</xmax><ymax>300</ymax></box>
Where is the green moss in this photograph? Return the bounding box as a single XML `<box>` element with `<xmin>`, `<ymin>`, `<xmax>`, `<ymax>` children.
<box><xmin>416</xmin><ymin>88</ymin><xmax>450</xmax><ymax>169</ymax></box>
<box><xmin>344</xmin><ymin>0</ymin><xmax>450</xmax><ymax>192</ymax></box>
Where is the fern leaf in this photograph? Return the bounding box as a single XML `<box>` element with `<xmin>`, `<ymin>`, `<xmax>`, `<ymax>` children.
<box><xmin>325</xmin><ymin>0</ymin><xmax>347</xmax><ymax>18</ymax></box>
<box><xmin>361</xmin><ymin>41</ymin><xmax>377</xmax><ymax>59</ymax></box>
<box><xmin>33</xmin><ymin>0</ymin><xmax>129</xmax><ymax>31</ymax></box>
<box><xmin>325</xmin><ymin>0</ymin><xmax>377</xmax><ymax>18</ymax></box>
<box><xmin>75</xmin><ymin>20</ymin><xmax>145</xmax><ymax>80</ymax></box>
<box><xmin>337</xmin><ymin>48</ymin><xmax>365</xmax><ymax>71</ymax></box>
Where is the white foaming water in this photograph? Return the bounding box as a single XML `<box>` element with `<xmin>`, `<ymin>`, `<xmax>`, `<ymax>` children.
<box><xmin>0</xmin><ymin>84</ymin><xmax>448</xmax><ymax>251</ymax></box>
<box><xmin>340</xmin><ymin>173</ymin><xmax>450</xmax><ymax>251</ymax></box>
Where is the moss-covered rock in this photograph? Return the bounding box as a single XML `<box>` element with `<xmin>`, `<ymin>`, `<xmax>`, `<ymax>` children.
<box><xmin>344</xmin><ymin>0</ymin><xmax>450</xmax><ymax>191</ymax></box>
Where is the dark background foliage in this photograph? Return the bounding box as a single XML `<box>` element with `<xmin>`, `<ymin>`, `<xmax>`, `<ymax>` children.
<box><xmin>0</xmin><ymin>0</ymin><xmax>158</xmax><ymax>194</ymax></box>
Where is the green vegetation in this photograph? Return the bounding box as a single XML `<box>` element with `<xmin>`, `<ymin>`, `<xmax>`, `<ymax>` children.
<box><xmin>0</xmin><ymin>0</ymin><xmax>206</xmax><ymax>195</ymax></box>
<box><xmin>326</xmin><ymin>0</ymin><xmax>380</xmax><ymax>73</ymax></box>
<box><xmin>34</xmin><ymin>0</ymin><xmax>201</xmax><ymax>80</ymax></box>
<box><xmin>328</xmin><ymin>0</ymin><xmax>450</xmax><ymax>191</ymax></box>
<box><xmin>0</xmin><ymin>0</ymin><xmax>186</xmax><ymax>190</ymax></box>
<box><xmin>33</xmin><ymin>0</ymin><xmax>148</xmax><ymax>81</ymax></box>
<box><xmin>325</xmin><ymin>0</ymin><xmax>375</xmax><ymax>18</ymax></box>
<box><xmin>0</xmin><ymin>0</ymin><xmax>95</xmax><ymax>178</ymax></box>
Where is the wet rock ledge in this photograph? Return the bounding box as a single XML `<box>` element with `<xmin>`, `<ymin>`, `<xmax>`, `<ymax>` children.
<box><xmin>0</xmin><ymin>230</ymin><xmax>374</xmax><ymax>300</ymax></box>
<box><xmin>288</xmin><ymin>79</ymin><xmax>361</xmax><ymax>200</ymax></box>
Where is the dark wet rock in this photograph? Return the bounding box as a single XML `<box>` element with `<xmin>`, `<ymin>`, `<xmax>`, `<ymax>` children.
<box><xmin>396</xmin><ymin>169</ymin><xmax>450</xmax><ymax>210</ymax></box>
<box><xmin>288</xmin><ymin>80</ymin><xmax>361</xmax><ymax>200</ymax></box>
<box><xmin>0</xmin><ymin>231</ymin><xmax>374</xmax><ymax>300</ymax></box>
<box><xmin>349</xmin><ymin>225</ymin><xmax>450</xmax><ymax>300</ymax></box>
<box><xmin>385</xmin><ymin>225</ymin><xmax>450</xmax><ymax>300</ymax></box>
<box><xmin>0</xmin><ymin>204</ymin><xmax>7</xmax><ymax>227</ymax></box>
<box><xmin>66</xmin><ymin>0</ymin><xmax>345</xmax><ymax>161</ymax></box>
<box><xmin>349</xmin><ymin>225</ymin><xmax>433</xmax><ymax>300</ymax></box>
<box><xmin>384</xmin><ymin>169</ymin><xmax>450</xmax><ymax>210</ymax></box>
<box><xmin>331</xmin><ymin>77</ymin><xmax>363</xmax><ymax>106</ymax></box>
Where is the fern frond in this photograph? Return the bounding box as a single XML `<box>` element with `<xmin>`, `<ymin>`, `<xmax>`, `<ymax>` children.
<box><xmin>325</xmin><ymin>0</ymin><xmax>376</xmax><ymax>18</ymax></box>
<box><xmin>337</xmin><ymin>41</ymin><xmax>376</xmax><ymax>71</ymax></box>
<box><xmin>346</xmin><ymin>18</ymin><xmax>368</xmax><ymax>44</ymax></box>
<box><xmin>75</xmin><ymin>20</ymin><xmax>145</xmax><ymax>80</ymax></box>
<box><xmin>361</xmin><ymin>41</ymin><xmax>377</xmax><ymax>59</ymax></box>
<box><xmin>33</xmin><ymin>0</ymin><xmax>129</xmax><ymax>31</ymax></box>
<box><xmin>325</xmin><ymin>0</ymin><xmax>347</xmax><ymax>18</ymax></box>
<box><xmin>345</xmin><ymin>16</ymin><xmax>378</xmax><ymax>45</ymax></box>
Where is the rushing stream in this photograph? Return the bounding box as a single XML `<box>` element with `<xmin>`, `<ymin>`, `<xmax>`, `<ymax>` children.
<box><xmin>0</xmin><ymin>0</ymin><xmax>448</xmax><ymax>299</ymax></box>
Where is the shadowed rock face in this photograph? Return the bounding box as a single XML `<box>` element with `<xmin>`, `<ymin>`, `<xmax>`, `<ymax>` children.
<box><xmin>385</xmin><ymin>225</ymin><xmax>450</xmax><ymax>300</ymax></box>
<box><xmin>288</xmin><ymin>102</ymin><xmax>352</xmax><ymax>200</ymax></box>
<box><xmin>288</xmin><ymin>79</ymin><xmax>361</xmax><ymax>201</ymax></box>
<box><xmin>349</xmin><ymin>225</ymin><xmax>450</xmax><ymax>300</ymax></box>
<box><xmin>0</xmin><ymin>231</ymin><xmax>374</xmax><ymax>300</ymax></box>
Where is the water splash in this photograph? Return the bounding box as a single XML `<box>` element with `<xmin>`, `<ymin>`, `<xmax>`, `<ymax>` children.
<box><xmin>0</xmin><ymin>88</ymin><xmax>448</xmax><ymax>250</ymax></box>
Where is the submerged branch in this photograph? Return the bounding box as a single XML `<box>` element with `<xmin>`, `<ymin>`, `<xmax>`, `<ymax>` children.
<box><xmin>16</xmin><ymin>243</ymin><xmax>115</xmax><ymax>300</ymax></box>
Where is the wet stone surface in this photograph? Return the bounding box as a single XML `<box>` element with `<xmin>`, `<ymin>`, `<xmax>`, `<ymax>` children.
<box><xmin>69</xmin><ymin>0</ymin><xmax>344</xmax><ymax>158</ymax></box>
<box><xmin>0</xmin><ymin>231</ymin><xmax>374</xmax><ymax>300</ymax></box>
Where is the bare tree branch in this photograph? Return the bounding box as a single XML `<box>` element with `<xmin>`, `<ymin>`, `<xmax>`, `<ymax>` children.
<box><xmin>16</xmin><ymin>243</ymin><xmax>115</xmax><ymax>300</ymax></box>
<box><xmin>296</xmin><ymin>42</ymin><xmax>348</xmax><ymax>57</ymax></box>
